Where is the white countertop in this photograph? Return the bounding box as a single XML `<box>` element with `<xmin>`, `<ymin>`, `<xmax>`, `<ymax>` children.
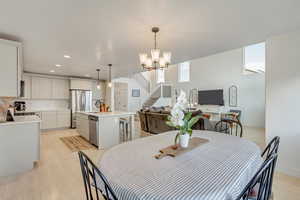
<box><xmin>0</xmin><ymin>115</ymin><xmax>41</xmax><ymax>126</ymax></box>
<box><xmin>78</xmin><ymin>111</ymin><xmax>135</xmax><ymax>118</ymax></box>
<box><xmin>15</xmin><ymin>109</ymin><xmax>70</xmax><ymax>114</ymax></box>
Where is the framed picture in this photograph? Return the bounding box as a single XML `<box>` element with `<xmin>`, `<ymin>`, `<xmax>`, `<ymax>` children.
<box><xmin>132</xmin><ymin>89</ymin><xmax>140</xmax><ymax>97</ymax></box>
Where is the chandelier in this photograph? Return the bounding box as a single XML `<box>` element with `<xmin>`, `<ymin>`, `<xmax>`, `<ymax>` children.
<box><xmin>139</xmin><ymin>27</ymin><xmax>171</xmax><ymax>71</ymax></box>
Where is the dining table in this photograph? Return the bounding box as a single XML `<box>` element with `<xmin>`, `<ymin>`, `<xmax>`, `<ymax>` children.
<box><xmin>97</xmin><ymin>130</ymin><xmax>263</xmax><ymax>200</ymax></box>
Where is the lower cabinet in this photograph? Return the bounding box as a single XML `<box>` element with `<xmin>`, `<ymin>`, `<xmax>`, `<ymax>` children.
<box><xmin>41</xmin><ymin>110</ymin><xmax>71</xmax><ymax>130</ymax></box>
<box><xmin>76</xmin><ymin>113</ymin><xmax>89</xmax><ymax>140</ymax></box>
<box><xmin>41</xmin><ymin>111</ymin><xmax>57</xmax><ymax>129</ymax></box>
<box><xmin>57</xmin><ymin>111</ymin><xmax>71</xmax><ymax>128</ymax></box>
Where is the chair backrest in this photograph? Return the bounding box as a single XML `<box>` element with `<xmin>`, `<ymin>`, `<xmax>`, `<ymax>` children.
<box><xmin>78</xmin><ymin>151</ymin><xmax>118</xmax><ymax>200</ymax></box>
<box><xmin>261</xmin><ymin>136</ymin><xmax>280</xmax><ymax>160</ymax></box>
<box><xmin>235</xmin><ymin>154</ymin><xmax>278</xmax><ymax>200</ymax></box>
<box><xmin>215</xmin><ymin>119</ymin><xmax>243</xmax><ymax>137</ymax></box>
<box><xmin>230</xmin><ymin>109</ymin><xmax>242</xmax><ymax>121</ymax></box>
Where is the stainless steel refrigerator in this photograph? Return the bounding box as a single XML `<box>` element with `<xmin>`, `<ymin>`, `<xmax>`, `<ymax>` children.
<box><xmin>70</xmin><ymin>90</ymin><xmax>92</xmax><ymax>128</ymax></box>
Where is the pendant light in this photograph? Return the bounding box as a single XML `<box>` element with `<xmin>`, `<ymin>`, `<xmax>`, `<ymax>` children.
<box><xmin>108</xmin><ymin>64</ymin><xmax>112</xmax><ymax>88</ymax></box>
<box><xmin>96</xmin><ymin>69</ymin><xmax>101</xmax><ymax>90</ymax></box>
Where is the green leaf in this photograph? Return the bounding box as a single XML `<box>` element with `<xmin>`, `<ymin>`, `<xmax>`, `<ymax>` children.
<box><xmin>187</xmin><ymin>129</ymin><xmax>193</xmax><ymax>136</ymax></box>
<box><xmin>184</xmin><ymin>112</ymin><xmax>192</xmax><ymax>121</ymax></box>
<box><xmin>174</xmin><ymin>133</ymin><xmax>180</xmax><ymax>145</ymax></box>
<box><xmin>167</xmin><ymin>115</ymin><xmax>172</xmax><ymax>121</ymax></box>
<box><xmin>188</xmin><ymin>116</ymin><xmax>201</xmax><ymax>129</ymax></box>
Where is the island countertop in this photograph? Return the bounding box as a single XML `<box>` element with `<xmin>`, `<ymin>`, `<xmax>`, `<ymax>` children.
<box><xmin>77</xmin><ymin>111</ymin><xmax>135</xmax><ymax>118</ymax></box>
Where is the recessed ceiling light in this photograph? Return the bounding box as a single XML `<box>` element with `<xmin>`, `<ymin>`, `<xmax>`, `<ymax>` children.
<box><xmin>64</xmin><ymin>55</ymin><xmax>71</xmax><ymax>59</ymax></box>
<box><xmin>85</xmin><ymin>74</ymin><xmax>91</xmax><ymax>77</ymax></box>
<box><xmin>50</xmin><ymin>70</ymin><xmax>55</xmax><ymax>73</ymax></box>
<box><xmin>55</xmin><ymin>64</ymin><xmax>62</xmax><ymax>67</ymax></box>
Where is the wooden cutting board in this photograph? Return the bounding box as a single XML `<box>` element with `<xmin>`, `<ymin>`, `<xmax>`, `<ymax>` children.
<box><xmin>155</xmin><ymin>137</ymin><xmax>209</xmax><ymax>159</ymax></box>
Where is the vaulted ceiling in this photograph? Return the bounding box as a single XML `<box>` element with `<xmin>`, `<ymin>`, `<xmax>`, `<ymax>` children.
<box><xmin>0</xmin><ymin>0</ymin><xmax>300</xmax><ymax>79</ymax></box>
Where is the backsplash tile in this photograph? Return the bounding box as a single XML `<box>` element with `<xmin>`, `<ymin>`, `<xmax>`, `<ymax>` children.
<box><xmin>14</xmin><ymin>99</ymin><xmax>69</xmax><ymax>111</ymax></box>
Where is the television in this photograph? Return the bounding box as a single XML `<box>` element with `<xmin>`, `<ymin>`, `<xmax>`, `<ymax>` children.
<box><xmin>198</xmin><ymin>89</ymin><xmax>224</xmax><ymax>106</ymax></box>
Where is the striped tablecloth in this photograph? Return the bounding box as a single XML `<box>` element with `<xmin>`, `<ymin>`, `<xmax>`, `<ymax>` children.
<box><xmin>97</xmin><ymin>130</ymin><xmax>263</xmax><ymax>200</ymax></box>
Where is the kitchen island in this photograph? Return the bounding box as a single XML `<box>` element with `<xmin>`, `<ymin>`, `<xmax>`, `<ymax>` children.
<box><xmin>0</xmin><ymin>115</ymin><xmax>41</xmax><ymax>176</ymax></box>
<box><xmin>76</xmin><ymin>111</ymin><xmax>135</xmax><ymax>149</ymax></box>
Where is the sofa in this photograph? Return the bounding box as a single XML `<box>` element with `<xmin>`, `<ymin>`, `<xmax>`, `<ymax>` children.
<box><xmin>138</xmin><ymin>108</ymin><xmax>212</xmax><ymax>134</ymax></box>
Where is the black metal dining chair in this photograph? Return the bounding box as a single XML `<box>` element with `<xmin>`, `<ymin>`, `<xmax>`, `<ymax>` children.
<box><xmin>215</xmin><ymin>119</ymin><xmax>243</xmax><ymax>137</ymax></box>
<box><xmin>78</xmin><ymin>151</ymin><xmax>118</xmax><ymax>200</ymax></box>
<box><xmin>261</xmin><ymin>136</ymin><xmax>280</xmax><ymax>160</ymax></box>
<box><xmin>222</xmin><ymin>109</ymin><xmax>242</xmax><ymax>122</ymax></box>
<box><xmin>235</xmin><ymin>154</ymin><xmax>278</xmax><ymax>200</ymax></box>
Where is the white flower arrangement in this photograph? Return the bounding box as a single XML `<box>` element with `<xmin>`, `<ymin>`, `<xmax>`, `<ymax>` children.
<box><xmin>166</xmin><ymin>91</ymin><xmax>201</xmax><ymax>143</ymax></box>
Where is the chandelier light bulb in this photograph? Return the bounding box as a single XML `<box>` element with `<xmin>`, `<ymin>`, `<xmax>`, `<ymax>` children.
<box><xmin>108</xmin><ymin>82</ymin><xmax>112</xmax><ymax>88</ymax></box>
<box><xmin>163</xmin><ymin>52</ymin><xmax>171</xmax><ymax>64</ymax></box>
<box><xmin>146</xmin><ymin>58</ymin><xmax>152</xmax><ymax>67</ymax></box>
<box><xmin>151</xmin><ymin>49</ymin><xmax>160</xmax><ymax>62</ymax></box>
<box><xmin>97</xmin><ymin>84</ymin><xmax>101</xmax><ymax>90</ymax></box>
<box><xmin>159</xmin><ymin>58</ymin><xmax>166</xmax><ymax>68</ymax></box>
<box><xmin>139</xmin><ymin>53</ymin><xmax>147</xmax><ymax>65</ymax></box>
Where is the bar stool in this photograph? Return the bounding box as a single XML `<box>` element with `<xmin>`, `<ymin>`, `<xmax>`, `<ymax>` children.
<box><xmin>119</xmin><ymin>118</ymin><xmax>131</xmax><ymax>143</ymax></box>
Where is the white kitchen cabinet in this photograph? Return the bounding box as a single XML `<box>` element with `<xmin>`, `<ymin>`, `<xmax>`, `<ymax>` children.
<box><xmin>76</xmin><ymin>113</ymin><xmax>89</xmax><ymax>140</ymax></box>
<box><xmin>31</xmin><ymin>77</ymin><xmax>52</xmax><ymax>99</ymax></box>
<box><xmin>70</xmin><ymin>79</ymin><xmax>92</xmax><ymax>90</ymax></box>
<box><xmin>92</xmin><ymin>81</ymin><xmax>106</xmax><ymax>100</ymax></box>
<box><xmin>22</xmin><ymin>74</ymin><xmax>32</xmax><ymax>99</ymax></box>
<box><xmin>41</xmin><ymin>111</ymin><xmax>57</xmax><ymax>129</ymax></box>
<box><xmin>52</xmin><ymin>79</ymin><xmax>69</xmax><ymax>99</ymax></box>
<box><xmin>0</xmin><ymin>118</ymin><xmax>40</xmax><ymax>176</ymax></box>
<box><xmin>0</xmin><ymin>39</ymin><xmax>22</xmax><ymax>97</ymax></box>
<box><xmin>24</xmin><ymin>75</ymin><xmax>70</xmax><ymax>100</ymax></box>
<box><xmin>56</xmin><ymin>110</ymin><xmax>71</xmax><ymax>128</ymax></box>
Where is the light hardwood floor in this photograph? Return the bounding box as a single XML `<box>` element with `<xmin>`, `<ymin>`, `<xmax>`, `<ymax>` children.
<box><xmin>0</xmin><ymin>126</ymin><xmax>299</xmax><ymax>200</ymax></box>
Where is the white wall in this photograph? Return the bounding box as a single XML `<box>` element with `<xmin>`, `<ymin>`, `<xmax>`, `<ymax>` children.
<box><xmin>266</xmin><ymin>29</ymin><xmax>300</xmax><ymax>177</ymax></box>
<box><xmin>112</xmin><ymin>77</ymin><xmax>149</xmax><ymax>112</ymax></box>
<box><xmin>150</xmin><ymin>48</ymin><xmax>265</xmax><ymax>128</ymax></box>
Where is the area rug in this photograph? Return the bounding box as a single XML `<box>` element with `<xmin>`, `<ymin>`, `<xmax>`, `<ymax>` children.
<box><xmin>60</xmin><ymin>135</ymin><xmax>96</xmax><ymax>152</ymax></box>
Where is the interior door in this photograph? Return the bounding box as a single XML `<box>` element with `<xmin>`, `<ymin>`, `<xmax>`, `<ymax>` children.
<box><xmin>114</xmin><ymin>83</ymin><xmax>128</xmax><ymax>111</ymax></box>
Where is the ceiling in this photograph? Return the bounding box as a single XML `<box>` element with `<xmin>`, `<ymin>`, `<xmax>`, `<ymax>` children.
<box><xmin>0</xmin><ymin>0</ymin><xmax>300</xmax><ymax>80</ymax></box>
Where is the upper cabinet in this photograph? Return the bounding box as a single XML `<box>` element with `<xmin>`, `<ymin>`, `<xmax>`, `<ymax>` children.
<box><xmin>21</xmin><ymin>75</ymin><xmax>99</xmax><ymax>100</ymax></box>
<box><xmin>30</xmin><ymin>76</ymin><xmax>70</xmax><ymax>99</ymax></box>
<box><xmin>31</xmin><ymin>77</ymin><xmax>53</xmax><ymax>99</ymax></box>
<box><xmin>0</xmin><ymin>39</ymin><xmax>22</xmax><ymax>97</ymax></box>
<box><xmin>52</xmin><ymin>79</ymin><xmax>69</xmax><ymax>99</ymax></box>
<box><xmin>70</xmin><ymin>79</ymin><xmax>92</xmax><ymax>90</ymax></box>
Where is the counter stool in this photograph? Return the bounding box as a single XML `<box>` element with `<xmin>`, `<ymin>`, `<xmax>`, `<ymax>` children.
<box><xmin>119</xmin><ymin>118</ymin><xmax>131</xmax><ymax>142</ymax></box>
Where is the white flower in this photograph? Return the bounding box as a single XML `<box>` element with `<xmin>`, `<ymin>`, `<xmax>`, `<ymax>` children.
<box><xmin>168</xmin><ymin>90</ymin><xmax>188</xmax><ymax>127</ymax></box>
<box><xmin>170</xmin><ymin>107</ymin><xmax>184</xmax><ymax>126</ymax></box>
<box><xmin>176</xmin><ymin>90</ymin><xmax>187</xmax><ymax>110</ymax></box>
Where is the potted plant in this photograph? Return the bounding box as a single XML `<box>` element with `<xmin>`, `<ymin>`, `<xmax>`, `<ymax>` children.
<box><xmin>166</xmin><ymin>91</ymin><xmax>201</xmax><ymax>148</ymax></box>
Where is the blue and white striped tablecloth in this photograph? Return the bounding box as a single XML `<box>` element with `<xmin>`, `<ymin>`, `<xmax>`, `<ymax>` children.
<box><xmin>98</xmin><ymin>130</ymin><xmax>263</xmax><ymax>200</ymax></box>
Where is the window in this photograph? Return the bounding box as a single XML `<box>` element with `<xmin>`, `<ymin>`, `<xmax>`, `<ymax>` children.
<box><xmin>243</xmin><ymin>42</ymin><xmax>265</xmax><ymax>74</ymax></box>
<box><xmin>178</xmin><ymin>61</ymin><xmax>190</xmax><ymax>82</ymax></box>
<box><xmin>156</xmin><ymin>68</ymin><xmax>165</xmax><ymax>83</ymax></box>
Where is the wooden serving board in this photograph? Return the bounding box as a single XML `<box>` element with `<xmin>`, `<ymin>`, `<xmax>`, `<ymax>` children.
<box><xmin>155</xmin><ymin>137</ymin><xmax>209</xmax><ymax>159</ymax></box>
